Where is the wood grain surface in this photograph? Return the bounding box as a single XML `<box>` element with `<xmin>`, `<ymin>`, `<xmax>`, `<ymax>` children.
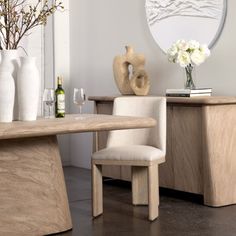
<box><xmin>159</xmin><ymin>106</ymin><xmax>174</xmax><ymax>189</ymax></box>
<box><xmin>90</xmin><ymin>96</ymin><xmax>236</xmax><ymax>207</ymax></box>
<box><xmin>93</xmin><ymin>158</ymin><xmax>162</xmax><ymax>221</ymax></box>
<box><xmin>0</xmin><ymin>114</ymin><xmax>156</xmax><ymax>140</ymax></box>
<box><xmin>132</xmin><ymin>166</ymin><xmax>148</xmax><ymax>205</ymax></box>
<box><xmin>0</xmin><ymin>113</ymin><xmax>156</xmax><ymax>234</ymax></box>
<box><xmin>171</xmin><ymin>106</ymin><xmax>203</xmax><ymax>194</ymax></box>
<box><xmin>92</xmin><ymin>164</ymin><xmax>103</xmax><ymax>217</ymax></box>
<box><xmin>0</xmin><ymin>136</ymin><xmax>72</xmax><ymax>235</ymax></box>
<box><xmin>202</xmin><ymin>105</ymin><xmax>236</xmax><ymax>206</ymax></box>
<box><xmin>148</xmin><ymin>165</ymin><xmax>159</xmax><ymax>221</ymax></box>
<box><xmin>89</xmin><ymin>96</ymin><xmax>236</xmax><ymax>105</ymax></box>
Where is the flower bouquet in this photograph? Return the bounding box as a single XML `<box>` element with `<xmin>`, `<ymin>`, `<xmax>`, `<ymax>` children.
<box><xmin>167</xmin><ymin>40</ymin><xmax>210</xmax><ymax>89</ymax></box>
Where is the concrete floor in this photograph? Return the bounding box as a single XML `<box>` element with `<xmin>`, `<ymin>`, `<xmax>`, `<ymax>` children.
<box><xmin>60</xmin><ymin>167</ymin><xmax>236</xmax><ymax>236</ymax></box>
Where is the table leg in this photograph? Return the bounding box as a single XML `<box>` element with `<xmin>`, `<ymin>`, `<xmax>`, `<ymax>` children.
<box><xmin>203</xmin><ymin>105</ymin><xmax>236</xmax><ymax>207</ymax></box>
<box><xmin>0</xmin><ymin>135</ymin><xmax>72</xmax><ymax>235</ymax></box>
<box><xmin>132</xmin><ymin>166</ymin><xmax>148</xmax><ymax>205</ymax></box>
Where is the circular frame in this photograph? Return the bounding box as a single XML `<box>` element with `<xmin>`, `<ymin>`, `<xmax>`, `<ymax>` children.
<box><xmin>145</xmin><ymin>0</ymin><xmax>228</xmax><ymax>53</ymax></box>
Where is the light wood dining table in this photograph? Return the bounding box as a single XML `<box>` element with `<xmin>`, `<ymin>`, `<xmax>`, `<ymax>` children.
<box><xmin>0</xmin><ymin>114</ymin><xmax>156</xmax><ymax>235</ymax></box>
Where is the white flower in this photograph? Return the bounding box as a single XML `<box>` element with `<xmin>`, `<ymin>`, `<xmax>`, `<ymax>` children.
<box><xmin>168</xmin><ymin>55</ymin><xmax>176</xmax><ymax>63</ymax></box>
<box><xmin>200</xmin><ymin>44</ymin><xmax>211</xmax><ymax>58</ymax></box>
<box><xmin>177</xmin><ymin>51</ymin><xmax>191</xmax><ymax>67</ymax></box>
<box><xmin>167</xmin><ymin>44</ymin><xmax>178</xmax><ymax>62</ymax></box>
<box><xmin>176</xmin><ymin>39</ymin><xmax>189</xmax><ymax>51</ymax></box>
<box><xmin>191</xmin><ymin>49</ymin><xmax>206</xmax><ymax>66</ymax></box>
<box><xmin>188</xmin><ymin>40</ymin><xmax>200</xmax><ymax>50</ymax></box>
<box><xmin>167</xmin><ymin>40</ymin><xmax>210</xmax><ymax>67</ymax></box>
<box><xmin>167</xmin><ymin>44</ymin><xmax>178</xmax><ymax>56</ymax></box>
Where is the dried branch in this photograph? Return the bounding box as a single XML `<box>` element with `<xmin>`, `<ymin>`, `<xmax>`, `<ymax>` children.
<box><xmin>0</xmin><ymin>0</ymin><xmax>63</xmax><ymax>49</ymax></box>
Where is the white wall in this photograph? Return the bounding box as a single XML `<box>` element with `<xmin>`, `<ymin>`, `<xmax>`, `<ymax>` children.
<box><xmin>53</xmin><ymin>1</ymin><xmax>71</xmax><ymax>166</ymax></box>
<box><xmin>44</xmin><ymin>0</ymin><xmax>71</xmax><ymax>165</ymax></box>
<box><xmin>69</xmin><ymin>0</ymin><xmax>236</xmax><ymax>169</ymax></box>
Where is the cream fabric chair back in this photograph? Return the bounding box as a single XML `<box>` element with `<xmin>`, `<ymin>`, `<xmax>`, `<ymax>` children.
<box><xmin>106</xmin><ymin>97</ymin><xmax>166</xmax><ymax>154</ymax></box>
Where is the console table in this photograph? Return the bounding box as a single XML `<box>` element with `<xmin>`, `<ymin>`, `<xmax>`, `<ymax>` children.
<box><xmin>89</xmin><ymin>96</ymin><xmax>236</xmax><ymax>207</ymax></box>
<box><xmin>0</xmin><ymin>114</ymin><xmax>155</xmax><ymax>235</ymax></box>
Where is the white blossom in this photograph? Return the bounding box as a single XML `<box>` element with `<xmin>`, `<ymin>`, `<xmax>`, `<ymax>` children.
<box><xmin>177</xmin><ymin>51</ymin><xmax>191</xmax><ymax>67</ymax></box>
<box><xmin>200</xmin><ymin>44</ymin><xmax>211</xmax><ymax>57</ymax></box>
<box><xmin>191</xmin><ymin>49</ymin><xmax>206</xmax><ymax>66</ymax></box>
<box><xmin>176</xmin><ymin>39</ymin><xmax>189</xmax><ymax>51</ymax></box>
<box><xmin>167</xmin><ymin>40</ymin><xmax>210</xmax><ymax>68</ymax></box>
<box><xmin>188</xmin><ymin>40</ymin><xmax>200</xmax><ymax>50</ymax></box>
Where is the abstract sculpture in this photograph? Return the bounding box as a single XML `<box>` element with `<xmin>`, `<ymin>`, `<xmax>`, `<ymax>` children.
<box><xmin>113</xmin><ymin>46</ymin><xmax>150</xmax><ymax>96</ymax></box>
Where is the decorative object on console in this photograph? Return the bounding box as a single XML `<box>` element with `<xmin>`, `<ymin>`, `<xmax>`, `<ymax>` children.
<box><xmin>166</xmin><ymin>88</ymin><xmax>212</xmax><ymax>97</ymax></box>
<box><xmin>167</xmin><ymin>40</ymin><xmax>210</xmax><ymax>89</ymax></box>
<box><xmin>145</xmin><ymin>0</ymin><xmax>227</xmax><ymax>52</ymax></box>
<box><xmin>113</xmin><ymin>46</ymin><xmax>150</xmax><ymax>96</ymax></box>
<box><xmin>17</xmin><ymin>57</ymin><xmax>40</xmax><ymax>121</ymax></box>
<box><xmin>0</xmin><ymin>59</ymin><xmax>15</xmax><ymax>123</ymax></box>
<box><xmin>130</xmin><ymin>68</ymin><xmax>150</xmax><ymax>96</ymax></box>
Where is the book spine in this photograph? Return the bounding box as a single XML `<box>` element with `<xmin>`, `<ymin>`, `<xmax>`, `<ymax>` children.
<box><xmin>166</xmin><ymin>94</ymin><xmax>190</xmax><ymax>97</ymax></box>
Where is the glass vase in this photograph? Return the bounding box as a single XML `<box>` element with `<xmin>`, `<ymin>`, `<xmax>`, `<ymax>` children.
<box><xmin>184</xmin><ymin>65</ymin><xmax>196</xmax><ymax>89</ymax></box>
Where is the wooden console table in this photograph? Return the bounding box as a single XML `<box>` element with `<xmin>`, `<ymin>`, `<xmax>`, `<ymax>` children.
<box><xmin>0</xmin><ymin>114</ymin><xmax>155</xmax><ymax>235</ymax></box>
<box><xmin>89</xmin><ymin>96</ymin><xmax>236</xmax><ymax>207</ymax></box>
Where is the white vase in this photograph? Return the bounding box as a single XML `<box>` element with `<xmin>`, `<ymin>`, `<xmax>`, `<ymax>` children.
<box><xmin>0</xmin><ymin>50</ymin><xmax>19</xmax><ymax>120</ymax></box>
<box><xmin>0</xmin><ymin>68</ymin><xmax>15</xmax><ymax>123</ymax></box>
<box><xmin>18</xmin><ymin>57</ymin><xmax>40</xmax><ymax>121</ymax></box>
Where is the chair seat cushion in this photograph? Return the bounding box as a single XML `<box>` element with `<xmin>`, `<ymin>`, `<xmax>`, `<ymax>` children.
<box><xmin>92</xmin><ymin>145</ymin><xmax>165</xmax><ymax>162</ymax></box>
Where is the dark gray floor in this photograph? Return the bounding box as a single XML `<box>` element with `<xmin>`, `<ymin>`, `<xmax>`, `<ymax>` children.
<box><xmin>60</xmin><ymin>167</ymin><xmax>236</xmax><ymax>236</ymax></box>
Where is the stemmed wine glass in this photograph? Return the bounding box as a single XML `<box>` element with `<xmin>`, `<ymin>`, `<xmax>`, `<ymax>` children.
<box><xmin>43</xmin><ymin>88</ymin><xmax>55</xmax><ymax>118</ymax></box>
<box><xmin>73</xmin><ymin>88</ymin><xmax>86</xmax><ymax>116</ymax></box>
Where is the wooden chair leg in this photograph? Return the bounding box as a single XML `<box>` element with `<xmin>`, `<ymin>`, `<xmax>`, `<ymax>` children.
<box><xmin>148</xmin><ymin>164</ymin><xmax>159</xmax><ymax>221</ymax></box>
<box><xmin>92</xmin><ymin>163</ymin><xmax>103</xmax><ymax>217</ymax></box>
<box><xmin>132</xmin><ymin>166</ymin><xmax>148</xmax><ymax>205</ymax></box>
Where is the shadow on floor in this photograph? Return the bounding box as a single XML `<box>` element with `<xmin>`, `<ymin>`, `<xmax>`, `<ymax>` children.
<box><xmin>60</xmin><ymin>167</ymin><xmax>236</xmax><ymax>236</ymax></box>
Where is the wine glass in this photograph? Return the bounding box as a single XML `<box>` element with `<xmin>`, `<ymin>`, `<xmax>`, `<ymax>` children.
<box><xmin>43</xmin><ymin>88</ymin><xmax>55</xmax><ymax>118</ymax></box>
<box><xmin>73</xmin><ymin>88</ymin><xmax>86</xmax><ymax>115</ymax></box>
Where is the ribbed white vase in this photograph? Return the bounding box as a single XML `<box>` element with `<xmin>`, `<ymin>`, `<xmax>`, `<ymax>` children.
<box><xmin>1</xmin><ymin>50</ymin><xmax>19</xmax><ymax>120</ymax></box>
<box><xmin>17</xmin><ymin>57</ymin><xmax>40</xmax><ymax>121</ymax></box>
<box><xmin>0</xmin><ymin>68</ymin><xmax>15</xmax><ymax>123</ymax></box>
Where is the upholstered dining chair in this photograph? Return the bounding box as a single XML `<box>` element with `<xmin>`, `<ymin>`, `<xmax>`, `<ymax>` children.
<box><xmin>92</xmin><ymin>97</ymin><xmax>166</xmax><ymax>221</ymax></box>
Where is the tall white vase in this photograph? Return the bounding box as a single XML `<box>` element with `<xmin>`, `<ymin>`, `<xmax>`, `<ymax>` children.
<box><xmin>0</xmin><ymin>50</ymin><xmax>19</xmax><ymax>120</ymax></box>
<box><xmin>17</xmin><ymin>57</ymin><xmax>40</xmax><ymax>121</ymax></box>
<box><xmin>0</xmin><ymin>68</ymin><xmax>15</xmax><ymax>123</ymax></box>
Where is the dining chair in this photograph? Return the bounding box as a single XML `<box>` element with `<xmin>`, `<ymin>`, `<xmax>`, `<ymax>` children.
<box><xmin>92</xmin><ymin>96</ymin><xmax>166</xmax><ymax>221</ymax></box>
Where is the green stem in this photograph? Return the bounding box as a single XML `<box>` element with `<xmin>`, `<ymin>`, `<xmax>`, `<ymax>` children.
<box><xmin>185</xmin><ymin>65</ymin><xmax>195</xmax><ymax>89</ymax></box>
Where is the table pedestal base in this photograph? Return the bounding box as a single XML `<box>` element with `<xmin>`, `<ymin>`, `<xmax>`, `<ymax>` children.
<box><xmin>0</xmin><ymin>135</ymin><xmax>72</xmax><ymax>235</ymax></box>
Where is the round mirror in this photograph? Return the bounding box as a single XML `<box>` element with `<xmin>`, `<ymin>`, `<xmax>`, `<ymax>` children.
<box><xmin>145</xmin><ymin>0</ymin><xmax>227</xmax><ymax>53</ymax></box>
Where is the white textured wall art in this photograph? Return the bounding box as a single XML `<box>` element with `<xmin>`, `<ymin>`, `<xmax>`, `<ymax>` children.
<box><xmin>146</xmin><ymin>0</ymin><xmax>222</xmax><ymax>25</ymax></box>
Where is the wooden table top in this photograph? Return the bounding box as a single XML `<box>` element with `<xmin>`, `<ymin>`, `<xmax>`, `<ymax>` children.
<box><xmin>88</xmin><ymin>95</ymin><xmax>236</xmax><ymax>105</ymax></box>
<box><xmin>0</xmin><ymin>114</ymin><xmax>156</xmax><ymax>140</ymax></box>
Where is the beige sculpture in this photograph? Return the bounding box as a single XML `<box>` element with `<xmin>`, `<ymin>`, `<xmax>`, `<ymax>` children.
<box><xmin>113</xmin><ymin>46</ymin><xmax>150</xmax><ymax>96</ymax></box>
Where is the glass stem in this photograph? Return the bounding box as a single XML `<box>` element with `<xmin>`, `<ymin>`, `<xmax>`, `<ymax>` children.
<box><xmin>79</xmin><ymin>105</ymin><xmax>82</xmax><ymax>114</ymax></box>
<box><xmin>49</xmin><ymin>105</ymin><xmax>52</xmax><ymax>118</ymax></box>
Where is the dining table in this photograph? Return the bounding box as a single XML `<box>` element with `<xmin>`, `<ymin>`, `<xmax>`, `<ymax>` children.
<box><xmin>0</xmin><ymin>114</ymin><xmax>156</xmax><ymax>235</ymax></box>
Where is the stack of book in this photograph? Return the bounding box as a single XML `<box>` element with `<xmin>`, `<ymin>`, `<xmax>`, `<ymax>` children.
<box><xmin>166</xmin><ymin>88</ymin><xmax>212</xmax><ymax>97</ymax></box>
